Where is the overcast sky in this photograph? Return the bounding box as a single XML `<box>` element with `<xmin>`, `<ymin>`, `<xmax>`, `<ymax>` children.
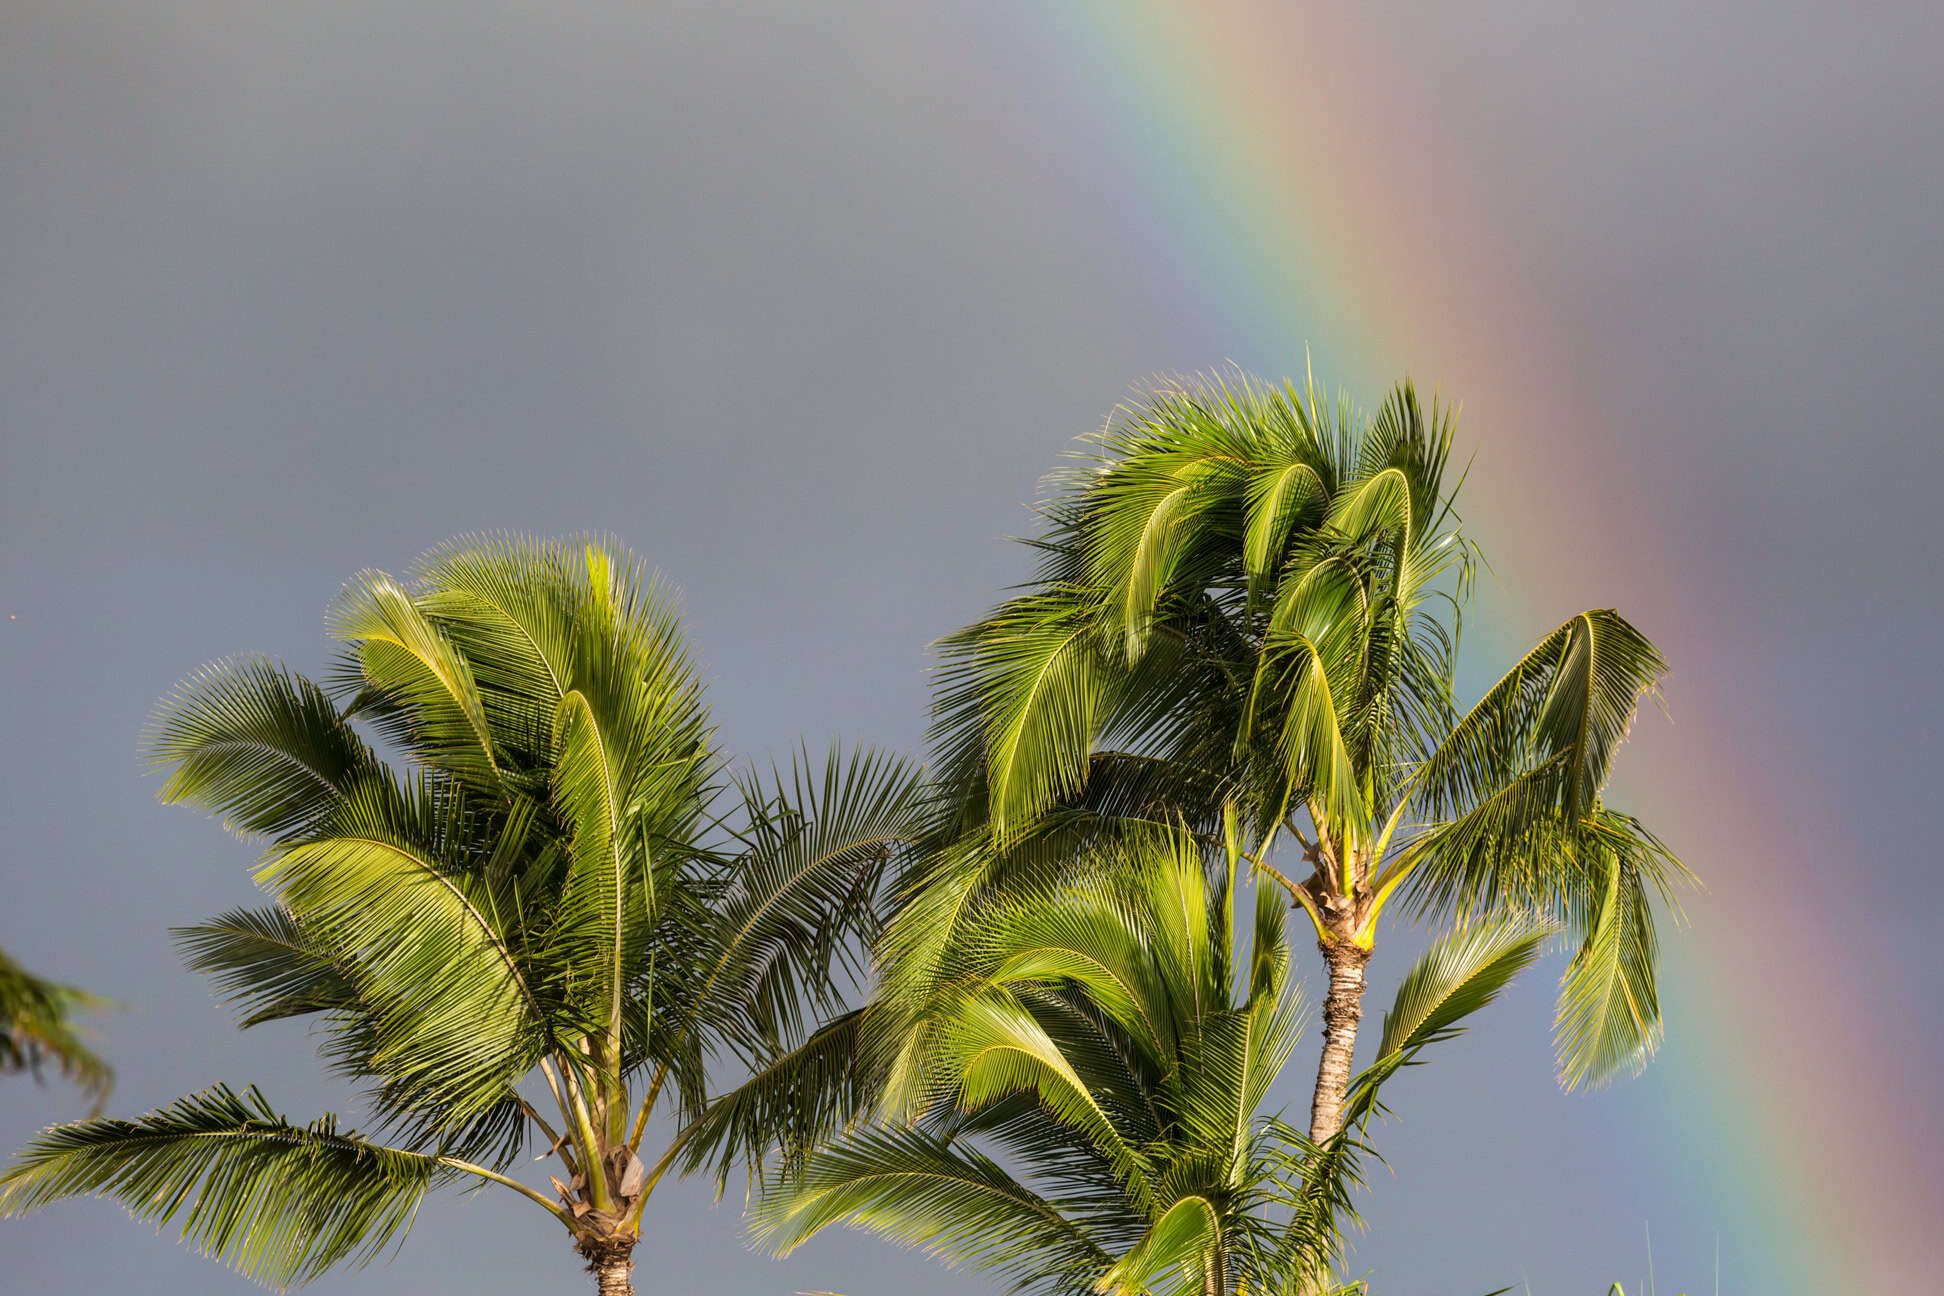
<box><xmin>3</xmin><ymin>3</ymin><xmax>1939</xmax><ymax>1294</ymax></box>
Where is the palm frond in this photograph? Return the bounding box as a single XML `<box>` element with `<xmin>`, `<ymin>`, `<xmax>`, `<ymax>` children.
<box><xmin>933</xmin><ymin>594</ymin><xmax>1116</xmax><ymax>844</ymax></box>
<box><xmin>0</xmin><ymin>1086</ymin><xmax>446</xmax><ymax>1288</ymax></box>
<box><xmin>698</xmin><ymin>746</ymin><xmax>929</xmax><ymax>1058</ymax></box>
<box><xmin>675</xmin><ymin>1008</ymin><xmax>874</xmax><ymax>1188</ymax></box>
<box><xmin>258</xmin><ymin>775</ymin><xmax>552</xmax><ymax>1132</ymax></box>
<box><xmin>174</xmin><ymin>907</ymin><xmax>356</xmax><ymax>1029</ymax></box>
<box><xmin>1097</xmin><ymin>1194</ymin><xmax>1220</xmax><ymax>1296</ymax></box>
<box><xmin>329</xmin><ymin>571</ymin><xmax>502</xmax><ymax>790</ymax></box>
<box><xmin>1374</xmin><ymin>919</ymin><xmax>1549</xmax><ymax>1062</ymax></box>
<box><xmin>1344</xmin><ymin>917</ymin><xmax>1548</xmax><ymax>1121</ymax></box>
<box><xmin>147</xmin><ymin>658</ymin><xmax>373</xmax><ymax>841</ymax></box>
<box><xmin>0</xmin><ymin>948</ymin><xmax>112</xmax><ymax>1109</ymax></box>
<box><xmin>1415</xmin><ymin>610</ymin><xmax>1666</xmax><ymax>824</ymax></box>
<box><xmin>1553</xmin><ymin>815</ymin><xmax>1675</xmax><ymax>1090</ymax></box>
<box><xmin>750</xmin><ymin>1125</ymin><xmax>1114</xmax><ymax>1292</ymax></box>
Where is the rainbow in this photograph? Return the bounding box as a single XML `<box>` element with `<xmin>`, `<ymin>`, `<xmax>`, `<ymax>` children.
<box><xmin>912</xmin><ymin>2</ymin><xmax>1935</xmax><ymax>1289</ymax></box>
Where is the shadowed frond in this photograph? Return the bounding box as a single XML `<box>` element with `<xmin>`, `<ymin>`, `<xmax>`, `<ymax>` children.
<box><xmin>175</xmin><ymin>907</ymin><xmax>356</xmax><ymax>1030</ymax></box>
<box><xmin>675</xmin><ymin>1007</ymin><xmax>873</xmax><ymax>1188</ymax></box>
<box><xmin>147</xmin><ymin>659</ymin><xmax>373</xmax><ymax>841</ymax></box>
<box><xmin>0</xmin><ymin>948</ymin><xmax>112</xmax><ymax>1110</ymax></box>
<box><xmin>749</xmin><ymin>1124</ymin><xmax>1115</xmax><ymax>1290</ymax></box>
<box><xmin>0</xmin><ymin>1086</ymin><xmax>446</xmax><ymax>1288</ymax></box>
<box><xmin>699</xmin><ymin>746</ymin><xmax>930</xmax><ymax>1056</ymax></box>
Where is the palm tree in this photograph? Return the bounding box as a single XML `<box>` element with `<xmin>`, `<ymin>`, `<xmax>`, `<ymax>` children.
<box><xmin>0</xmin><ymin>535</ymin><xmax>930</xmax><ymax>1294</ymax></box>
<box><xmin>924</xmin><ymin>371</ymin><xmax>1689</xmax><ymax>1140</ymax></box>
<box><xmin>753</xmin><ymin>823</ymin><xmax>1549</xmax><ymax>1296</ymax></box>
<box><xmin>1</xmin><ymin>947</ymin><xmax>111</xmax><ymax>1110</ymax></box>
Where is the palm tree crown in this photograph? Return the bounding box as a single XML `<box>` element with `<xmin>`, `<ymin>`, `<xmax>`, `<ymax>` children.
<box><xmin>924</xmin><ymin>371</ymin><xmax>1690</xmax><ymax>1139</ymax></box>
<box><xmin>0</xmin><ymin>535</ymin><xmax>930</xmax><ymax>1293</ymax></box>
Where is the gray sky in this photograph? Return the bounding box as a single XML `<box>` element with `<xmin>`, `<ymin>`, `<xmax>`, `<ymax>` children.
<box><xmin>3</xmin><ymin>3</ymin><xmax>1939</xmax><ymax>1293</ymax></box>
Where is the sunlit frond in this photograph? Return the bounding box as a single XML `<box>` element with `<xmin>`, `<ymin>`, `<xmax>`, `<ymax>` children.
<box><xmin>1415</xmin><ymin>609</ymin><xmax>1667</xmax><ymax>824</ymax></box>
<box><xmin>1097</xmin><ymin>1194</ymin><xmax>1220</xmax><ymax>1296</ymax></box>
<box><xmin>258</xmin><ymin>775</ymin><xmax>553</xmax><ymax>1132</ymax></box>
<box><xmin>1553</xmin><ymin>813</ymin><xmax>1680</xmax><ymax>1090</ymax></box>
<box><xmin>934</xmin><ymin>594</ymin><xmax>1117</xmax><ymax>843</ymax></box>
<box><xmin>329</xmin><ymin>571</ymin><xmax>501</xmax><ymax>790</ymax></box>
<box><xmin>1373</xmin><ymin>918</ymin><xmax>1550</xmax><ymax>1063</ymax></box>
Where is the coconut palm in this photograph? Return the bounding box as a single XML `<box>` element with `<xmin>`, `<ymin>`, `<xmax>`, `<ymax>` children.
<box><xmin>753</xmin><ymin>823</ymin><xmax>1549</xmax><ymax>1296</ymax></box>
<box><xmin>924</xmin><ymin>371</ymin><xmax>1689</xmax><ymax>1140</ymax></box>
<box><xmin>1</xmin><ymin>947</ymin><xmax>111</xmax><ymax>1110</ymax></box>
<box><xmin>0</xmin><ymin>535</ymin><xmax>930</xmax><ymax>1294</ymax></box>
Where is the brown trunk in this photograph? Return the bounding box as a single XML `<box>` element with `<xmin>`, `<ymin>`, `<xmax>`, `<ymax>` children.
<box><xmin>1308</xmin><ymin>940</ymin><xmax>1371</xmax><ymax>1143</ymax></box>
<box><xmin>595</xmin><ymin>1258</ymin><xmax>632</xmax><ymax>1296</ymax></box>
<box><xmin>580</xmin><ymin>1237</ymin><xmax>635</xmax><ymax>1296</ymax></box>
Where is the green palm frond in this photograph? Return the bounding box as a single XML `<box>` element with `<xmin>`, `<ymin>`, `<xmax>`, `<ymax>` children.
<box><xmin>1553</xmin><ymin>815</ymin><xmax>1677</xmax><ymax>1090</ymax></box>
<box><xmin>1097</xmin><ymin>1193</ymin><xmax>1220</xmax><ymax>1296</ymax></box>
<box><xmin>174</xmin><ymin>907</ymin><xmax>356</xmax><ymax>1029</ymax></box>
<box><xmin>0</xmin><ymin>1086</ymin><xmax>447</xmax><ymax>1288</ymax></box>
<box><xmin>408</xmin><ymin>533</ymin><xmax>578</xmax><ymax>730</ymax></box>
<box><xmin>1243</xmin><ymin>442</ymin><xmax>1331</xmax><ymax>598</ymax></box>
<box><xmin>258</xmin><ymin>776</ymin><xmax>552</xmax><ymax>1132</ymax></box>
<box><xmin>1414</xmin><ymin>610</ymin><xmax>1667</xmax><ymax>826</ymax></box>
<box><xmin>934</xmin><ymin>593</ymin><xmax>1117</xmax><ymax>843</ymax></box>
<box><xmin>749</xmin><ymin>1124</ymin><xmax>1115</xmax><ymax>1291</ymax></box>
<box><xmin>675</xmin><ymin>1007</ymin><xmax>873</xmax><ymax>1187</ymax></box>
<box><xmin>329</xmin><ymin>571</ymin><xmax>502</xmax><ymax>791</ymax></box>
<box><xmin>1344</xmin><ymin>917</ymin><xmax>1548</xmax><ymax>1123</ymax></box>
<box><xmin>0</xmin><ymin>948</ymin><xmax>112</xmax><ymax>1109</ymax></box>
<box><xmin>702</xmin><ymin>746</ymin><xmax>929</xmax><ymax>1055</ymax></box>
<box><xmin>1374</xmin><ymin>919</ymin><xmax>1550</xmax><ymax>1062</ymax></box>
<box><xmin>147</xmin><ymin>658</ymin><xmax>374</xmax><ymax>840</ymax></box>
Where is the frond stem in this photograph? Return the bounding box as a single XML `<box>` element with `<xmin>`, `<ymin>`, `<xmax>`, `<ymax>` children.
<box><xmin>1253</xmin><ymin>859</ymin><xmax>1329</xmax><ymax>944</ymax></box>
<box><xmin>437</xmin><ymin>1156</ymin><xmax>577</xmax><ymax>1227</ymax></box>
<box><xmin>627</xmin><ymin>1061</ymin><xmax>671</xmax><ymax>1154</ymax></box>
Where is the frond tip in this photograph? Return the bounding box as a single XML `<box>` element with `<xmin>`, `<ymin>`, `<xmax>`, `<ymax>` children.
<box><xmin>1553</xmin><ymin>822</ymin><xmax>1671</xmax><ymax>1090</ymax></box>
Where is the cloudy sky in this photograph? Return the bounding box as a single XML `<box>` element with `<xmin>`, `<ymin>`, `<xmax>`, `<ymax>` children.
<box><xmin>3</xmin><ymin>3</ymin><xmax>1939</xmax><ymax>1293</ymax></box>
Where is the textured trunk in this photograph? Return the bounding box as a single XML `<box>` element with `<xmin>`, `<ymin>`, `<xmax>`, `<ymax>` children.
<box><xmin>1308</xmin><ymin>940</ymin><xmax>1371</xmax><ymax>1143</ymax></box>
<box><xmin>595</xmin><ymin>1258</ymin><xmax>632</xmax><ymax>1296</ymax></box>
<box><xmin>581</xmin><ymin>1239</ymin><xmax>635</xmax><ymax>1296</ymax></box>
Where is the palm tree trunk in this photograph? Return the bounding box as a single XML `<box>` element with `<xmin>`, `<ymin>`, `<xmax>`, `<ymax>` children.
<box><xmin>596</xmin><ymin>1258</ymin><xmax>632</xmax><ymax>1296</ymax></box>
<box><xmin>582</xmin><ymin>1239</ymin><xmax>635</xmax><ymax>1296</ymax></box>
<box><xmin>1308</xmin><ymin>941</ymin><xmax>1371</xmax><ymax>1142</ymax></box>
